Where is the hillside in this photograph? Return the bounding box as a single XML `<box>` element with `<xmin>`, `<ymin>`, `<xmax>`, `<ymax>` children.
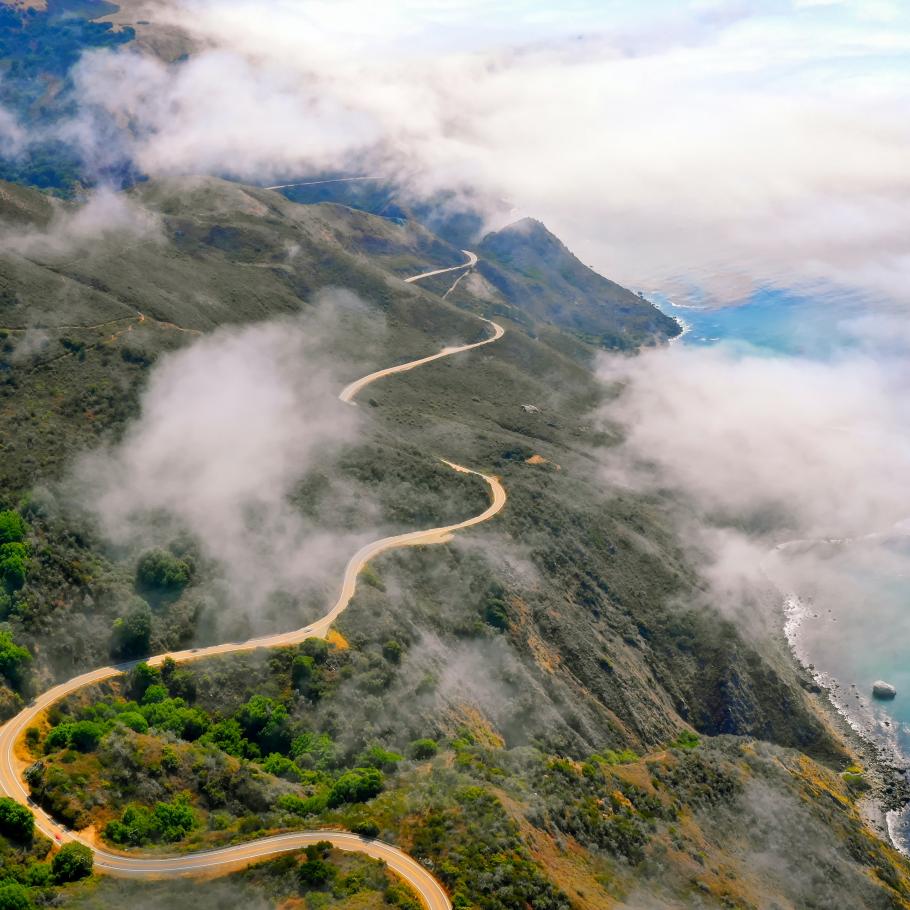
<box><xmin>0</xmin><ymin>177</ymin><xmax>907</xmax><ymax>909</ymax></box>
<box><xmin>476</xmin><ymin>218</ymin><xmax>680</xmax><ymax>349</ymax></box>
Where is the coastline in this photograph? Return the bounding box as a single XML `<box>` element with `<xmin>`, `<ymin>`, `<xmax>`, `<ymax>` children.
<box><xmin>783</xmin><ymin>594</ymin><xmax>910</xmax><ymax>853</ymax></box>
<box><xmin>669</xmin><ymin>314</ymin><xmax>692</xmax><ymax>345</ymax></box>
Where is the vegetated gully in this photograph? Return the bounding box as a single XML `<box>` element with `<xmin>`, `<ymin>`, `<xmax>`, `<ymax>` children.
<box><xmin>0</xmin><ymin>251</ymin><xmax>503</xmax><ymax>910</ymax></box>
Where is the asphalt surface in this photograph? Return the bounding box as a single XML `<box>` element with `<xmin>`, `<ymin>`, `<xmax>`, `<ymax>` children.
<box><xmin>404</xmin><ymin>250</ymin><xmax>478</xmax><ymax>283</ymax></box>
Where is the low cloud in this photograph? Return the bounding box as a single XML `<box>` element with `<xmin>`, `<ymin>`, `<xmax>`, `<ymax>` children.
<box><xmin>71</xmin><ymin>300</ymin><xmax>368</xmax><ymax>619</ymax></box>
<box><xmin>47</xmin><ymin>0</ymin><xmax>910</xmax><ymax>306</ymax></box>
<box><xmin>2</xmin><ymin>186</ymin><xmax>161</xmax><ymax>259</ymax></box>
<box><xmin>599</xmin><ymin>344</ymin><xmax>910</xmax><ymax>541</ymax></box>
<box><xmin>597</xmin><ymin>337</ymin><xmax>910</xmax><ymax>644</ymax></box>
<box><xmin>0</xmin><ymin>104</ymin><xmax>26</xmax><ymax>158</ymax></box>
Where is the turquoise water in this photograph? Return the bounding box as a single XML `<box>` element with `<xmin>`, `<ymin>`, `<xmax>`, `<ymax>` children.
<box><xmin>654</xmin><ymin>287</ymin><xmax>910</xmax><ymax>842</ymax></box>
<box><xmin>653</xmin><ymin>285</ymin><xmax>888</xmax><ymax>358</ymax></box>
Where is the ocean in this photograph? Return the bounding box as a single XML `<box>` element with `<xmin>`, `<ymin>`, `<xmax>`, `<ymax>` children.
<box><xmin>654</xmin><ymin>287</ymin><xmax>910</xmax><ymax>849</ymax></box>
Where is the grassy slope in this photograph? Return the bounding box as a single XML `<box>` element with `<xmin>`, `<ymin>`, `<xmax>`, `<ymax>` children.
<box><xmin>476</xmin><ymin>218</ymin><xmax>681</xmax><ymax>349</ymax></box>
<box><xmin>0</xmin><ymin>177</ymin><xmax>906</xmax><ymax>908</ymax></box>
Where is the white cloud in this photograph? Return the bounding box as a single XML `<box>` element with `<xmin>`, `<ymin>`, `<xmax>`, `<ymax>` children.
<box><xmin>599</xmin><ymin>343</ymin><xmax>910</xmax><ymax>539</ymax></box>
<box><xmin>60</xmin><ymin>0</ymin><xmax>910</xmax><ymax>307</ymax></box>
<box><xmin>72</xmin><ymin>305</ymin><xmax>366</xmax><ymax>618</ymax></box>
<box><xmin>0</xmin><ymin>104</ymin><xmax>26</xmax><ymax>158</ymax></box>
<box><xmin>1</xmin><ymin>186</ymin><xmax>161</xmax><ymax>258</ymax></box>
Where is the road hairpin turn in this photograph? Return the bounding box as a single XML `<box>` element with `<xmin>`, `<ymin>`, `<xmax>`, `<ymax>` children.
<box><xmin>0</xmin><ymin>256</ymin><xmax>506</xmax><ymax>910</ymax></box>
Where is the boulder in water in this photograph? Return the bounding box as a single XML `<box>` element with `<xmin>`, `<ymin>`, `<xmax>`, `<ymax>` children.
<box><xmin>872</xmin><ymin>680</ymin><xmax>897</xmax><ymax>700</ymax></box>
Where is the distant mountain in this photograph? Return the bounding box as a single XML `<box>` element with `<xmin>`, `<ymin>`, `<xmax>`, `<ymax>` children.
<box><xmin>478</xmin><ymin>217</ymin><xmax>680</xmax><ymax>349</ymax></box>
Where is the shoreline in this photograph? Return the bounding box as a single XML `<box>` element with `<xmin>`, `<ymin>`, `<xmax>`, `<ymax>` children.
<box><xmin>783</xmin><ymin>594</ymin><xmax>910</xmax><ymax>853</ymax></box>
<box><xmin>669</xmin><ymin>314</ymin><xmax>692</xmax><ymax>345</ymax></box>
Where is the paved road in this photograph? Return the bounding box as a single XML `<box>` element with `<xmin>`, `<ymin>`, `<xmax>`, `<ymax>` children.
<box><xmin>264</xmin><ymin>175</ymin><xmax>379</xmax><ymax>191</ymax></box>
<box><xmin>340</xmin><ymin>317</ymin><xmax>504</xmax><ymax>404</ymax></box>
<box><xmin>0</xmin><ymin>261</ymin><xmax>508</xmax><ymax>908</ymax></box>
<box><xmin>404</xmin><ymin>250</ymin><xmax>478</xmax><ymax>284</ymax></box>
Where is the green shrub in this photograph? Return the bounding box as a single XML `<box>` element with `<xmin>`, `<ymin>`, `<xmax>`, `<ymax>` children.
<box><xmin>136</xmin><ymin>549</ymin><xmax>191</xmax><ymax>593</ymax></box>
<box><xmin>0</xmin><ymin>796</ymin><xmax>34</xmax><ymax>841</ymax></box>
<box><xmin>278</xmin><ymin>793</ymin><xmax>329</xmax><ymax>817</ymax></box>
<box><xmin>843</xmin><ymin>771</ymin><xmax>870</xmax><ymax>794</ymax></box>
<box><xmin>409</xmin><ymin>738</ymin><xmax>439</xmax><ymax>760</ymax></box>
<box><xmin>44</xmin><ymin>723</ymin><xmax>74</xmax><ymax>753</ymax></box>
<box><xmin>602</xmin><ymin>749</ymin><xmax>640</xmax><ymax>765</ymax></box>
<box><xmin>52</xmin><ymin>841</ymin><xmax>93</xmax><ymax>882</ymax></box>
<box><xmin>291</xmin><ymin>731</ymin><xmax>335</xmax><ymax>769</ymax></box>
<box><xmin>117</xmin><ymin>711</ymin><xmax>149</xmax><ymax>733</ymax></box>
<box><xmin>385</xmin><ymin>882</ymin><xmax>422</xmax><ymax>910</ymax></box>
<box><xmin>0</xmin><ymin>511</ymin><xmax>26</xmax><ymax>545</ymax></box>
<box><xmin>203</xmin><ymin>718</ymin><xmax>253</xmax><ymax>758</ymax></box>
<box><xmin>0</xmin><ymin>882</ymin><xmax>32</xmax><ymax>910</ymax></box>
<box><xmin>105</xmin><ymin>795</ymin><xmax>196</xmax><ymax>846</ymax></box>
<box><xmin>382</xmin><ymin>640</ymin><xmax>402</xmax><ymax>663</ymax></box>
<box><xmin>358</xmin><ymin>745</ymin><xmax>402</xmax><ymax>771</ymax></box>
<box><xmin>350</xmin><ymin>818</ymin><xmax>380</xmax><ymax>838</ymax></box>
<box><xmin>140</xmin><ymin>698</ymin><xmax>209</xmax><ymax>741</ymax></box>
<box><xmin>327</xmin><ymin>768</ymin><xmax>383</xmax><ymax>808</ymax></box>
<box><xmin>0</xmin><ymin>631</ymin><xmax>31</xmax><ymax>690</ymax></box>
<box><xmin>142</xmin><ymin>684</ymin><xmax>169</xmax><ymax>705</ymax></box>
<box><xmin>0</xmin><ymin>542</ymin><xmax>28</xmax><ymax>591</ymax></box>
<box><xmin>262</xmin><ymin>753</ymin><xmax>303</xmax><ymax>782</ymax></box>
<box><xmin>670</xmin><ymin>730</ymin><xmax>700</xmax><ymax>751</ymax></box>
<box><xmin>68</xmin><ymin>720</ymin><xmax>103</xmax><ymax>752</ymax></box>
<box><xmin>112</xmin><ymin>600</ymin><xmax>152</xmax><ymax>658</ymax></box>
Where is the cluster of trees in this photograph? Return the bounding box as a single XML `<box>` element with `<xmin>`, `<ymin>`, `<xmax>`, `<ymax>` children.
<box><xmin>0</xmin><ymin>630</ymin><xmax>31</xmax><ymax>693</ymax></box>
<box><xmin>105</xmin><ymin>795</ymin><xmax>196</xmax><ymax>846</ymax></box>
<box><xmin>135</xmin><ymin>548</ymin><xmax>192</xmax><ymax>595</ymax></box>
<box><xmin>30</xmin><ymin>643</ymin><xmax>444</xmax><ymax>848</ymax></box>
<box><xmin>0</xmin><ymin>511</ymin><xmax>28</xmax><ymax>593</ymax></box>
<box><xmin>297</xmin><ymin>840</ymin><xmax>334</xmax><ymax>887</ymax></box>
<box><xmin>0</xmin><ymin>797</ymin><xmax>33</xmax><ymax>842</ymax></box>
<box><xmin>0</xmin><ymin>797</ymin><xmax>92</xmax><ymax>910</ymax></box>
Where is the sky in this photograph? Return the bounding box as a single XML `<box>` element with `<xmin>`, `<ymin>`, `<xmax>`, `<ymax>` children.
<box><xmin>27</xmin><ymin>0</ymin><xmax>900</xmax><ymax>307</ymax></box>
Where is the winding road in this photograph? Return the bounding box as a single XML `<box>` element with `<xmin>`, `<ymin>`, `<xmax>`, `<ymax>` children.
<box><xmin>0</xmin><ymin>255</ymin><xmax>506</xmax><ymax>909</ymax></box>
<box><xmin>404</xmin><ymin>250</ymin><xmax>478</xmax><ymax>284</ymax></box>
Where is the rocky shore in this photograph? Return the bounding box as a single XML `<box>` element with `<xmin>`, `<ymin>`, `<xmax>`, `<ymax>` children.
<box><xmin>785</xmin><ymin>595</ymin><xmax>910</xmax><ymax>853</ymax></box>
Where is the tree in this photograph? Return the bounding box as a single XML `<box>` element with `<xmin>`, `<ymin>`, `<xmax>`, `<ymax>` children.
<box><xmin>0</xmin><ymin>883</ymin><xmax>32</xmax><ymax>910</ymax></box>
<box><xmin>0</xmin><ymin>542</ymin><xmax>27</xmax><ymax>591</ymax></box>
<box><xmin>135</xmin><ymin>549</ymin><xmax>191</xmax><ymax>594</ymax></box>
<box><xmin>152</xmin><ymin>795</ymin><xmax>196</xmax><ymax>842</ymax></box>
<box><xmin>0</xmin><ymin>630</ymin><xmax>31</xmax><ymax>690</ymax></box>
<box><xmin>327</xmin><ymin>768</ymin><xmax>383</xmax><ymax>808</ymax></box>
<box><xmin>351</xmin><ymin>818</ymin><xmax>380</xmax><ymax>838</ymax></box>
<box><xmin>128</xmin><ymin>661</ymin><xmax>160</xmax><ymax>700</ymax></box>
<box><xmin>238</xmin><ymin>695</ymin><xmax>290</xmax><ymax>753</ymax></box>
<box><xmin>69</xmin><ymin>720</ymin><xmax>103</xmax><ymax>752</ymax></box>
<box><xmin>0</xmin><ymin>510</ymin><xmax>26</xmax><ymax>545</ymax></box>
<box><xmin>299</xmin><ymin>841</ymin><xmax>335</xmax><ymax>888</ymax></box>
<box><xmin>298</xmin><ymin>856</ymin><xmax>333</xmax><ymax>887</ymax></box>
<box><xmin>52</xmin><ymin>842</ymin><xmax>93</xmax><ymax>882</ymax></box>
<box><xmin>409</xmin><ymin>738</ymin><xmax>439</xmax><ymax>760</ymax></box>
<box><xmin>382</xmin><ymin>640</ymin><xmax>402</xmax><ymax>664</ymax></box>
<box><xmin>0</xmin><ymin>796</ymin><xmax>34</xmax><ymax>841</ymax></box>
<box><xmin>358</xmin><ymin>745</ymin><xmax>402</xmax><ymax>771</ymax></box>
<box><xmin>292</xmin><ymin>654</ymin><xmax>315</xmax><ymax>686</ymax></box>
<box><xmin>112</xmin><ymin>600</ymin><xmax>152</xmax><ymax>659</ymax></box>
<box><xmin>301</xmin><ymin>638</ymin><xmax>329</xmax><ymax>663</ymax></box>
